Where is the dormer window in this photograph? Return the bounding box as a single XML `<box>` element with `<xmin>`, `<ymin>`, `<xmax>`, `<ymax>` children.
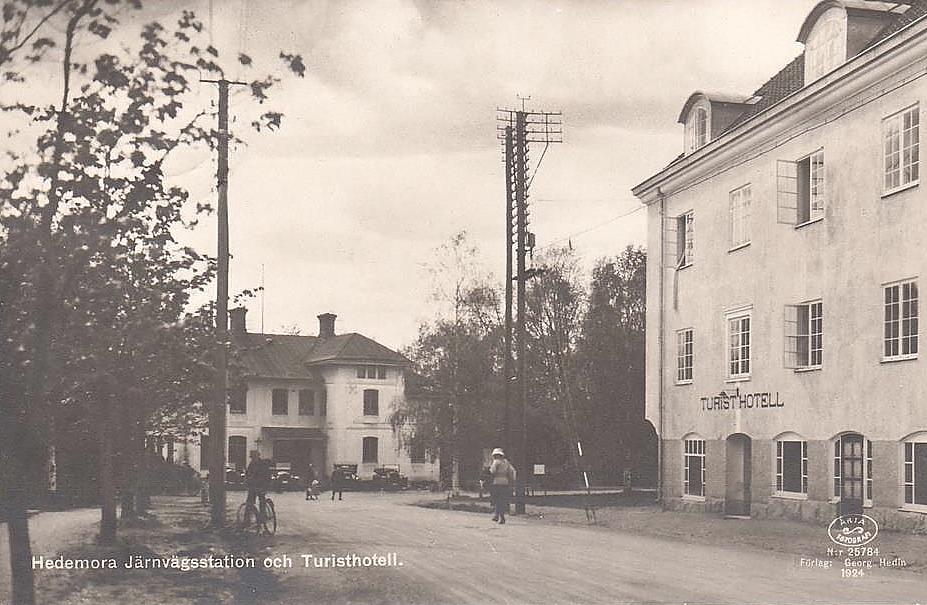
<box><xmin>803</xmin><ymin>6</ymin><xmax>847</xmax><ymax>84</ymax></box>
<box><xmin>685</xmin><ymin>101</ymin><xmax>710</xmax><ymax>153</ymax></box>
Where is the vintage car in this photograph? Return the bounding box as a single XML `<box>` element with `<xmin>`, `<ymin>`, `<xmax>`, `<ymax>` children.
<box><xmin>224</xmin><ymin>465</ymin><xmax>245</xmax><ymax>486</ymax></box>
<box><xmin>271</xmin><ymin>463</ymin><xmax>301</xmax><ymax>492</ymax></box>
<box><xmin>370</xmin><ymin>464</ymin><xmax>408</xmax><ymax>491</ymax></box>
<box><xmin>331</xmin><ymin>463</ymin><xmax>360</xmax><ymax>489</ymax></box>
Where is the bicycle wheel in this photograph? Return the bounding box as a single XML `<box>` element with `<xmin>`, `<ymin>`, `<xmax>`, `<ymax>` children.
<box><xmin>262</xmin><ymin>498</ymin><xmax>276</xmax><ymax>535</ymax></box>
<box><xmin>237</xmin><ymin>502</ymin><xmax>259</xmax><ymax>533</ymax></box>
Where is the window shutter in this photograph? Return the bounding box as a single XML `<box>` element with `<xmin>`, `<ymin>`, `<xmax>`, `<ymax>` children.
<box><xmin>663</xmin><ymin>214</ymin><xmax>678</xmax><ymax>269</ymax></box>
<box><xmin>783</xmin><ymin>304</ymin><xmax>800</xmax><ymax>368</ymax></box>
<box><xmin>777</xmin><ymin>160</ymin><xmax>798</xmax><ymax>224</ymax></box>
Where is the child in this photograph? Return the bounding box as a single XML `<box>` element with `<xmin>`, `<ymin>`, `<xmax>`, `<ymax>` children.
<box><xmin>305</xmin><ymin>479</ymin><xmax>321</xmax><ymax>501</ymax></box>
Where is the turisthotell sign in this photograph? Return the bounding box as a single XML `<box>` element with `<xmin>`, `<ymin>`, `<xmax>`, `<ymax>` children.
<box><xmin>700</xmin><ymin>388</ymin><xmax>784</xmax><ymax>412</ymax></box>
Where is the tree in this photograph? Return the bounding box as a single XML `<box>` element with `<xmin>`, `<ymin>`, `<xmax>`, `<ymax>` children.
<box><xmin>524</xmin><ymin>246</ymin><xmax>586</xmax><ymax>476</ymax></box>
<box><xmin>0</xmin><ymin>2</ymin><xmax>303</xmax><ymax>601</ymax></box>
<box><xmin>577</xmin><ymin>246</ymin><xmax>649</xmax><ymax>483</ymax></box>
<box><xmin>391</xmin><ymin>233</ymin><xmax>503</xmax><ymax>493</ymax></box>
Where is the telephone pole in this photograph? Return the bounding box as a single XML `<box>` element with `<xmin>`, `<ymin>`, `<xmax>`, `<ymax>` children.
<box><xmin>202</xmin><ymin>77</ymin><xmax>246</xmax><ymax>528</ymax></box>
<box><xmin>497</xmin><ymin>106</ymin><xmax>562</xmax><ymax>514</ymax></box>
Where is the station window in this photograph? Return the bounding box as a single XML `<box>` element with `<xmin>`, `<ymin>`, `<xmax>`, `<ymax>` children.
<box><xmin>362</xmin><ymin>437</ymin><xmax>379</xmax><ymax>464</ymax></box>
<box><xmin>363</xmin><ymin>389</ymin><xmax>379</xmax><ymax>416</ymax></box>
<box><xmin>298</xmin><ymin>389</ymin><xmax>315</xmax><ymax>416</ymax></box>
<box><xmin>271</xmin><ymin>388</ymin><xmax>288</xmax><ymax>415</ymax></box>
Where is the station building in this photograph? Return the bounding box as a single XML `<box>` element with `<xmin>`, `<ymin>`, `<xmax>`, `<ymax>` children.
<box><xmin>195</xmin><ymin>309</ymin><xmax>438</xmax><ymax>483</ymax></box>
<box><xmin>632</xmin><ymin>0</ymin><xmax>927</xmax><ymax>529</ymax></box>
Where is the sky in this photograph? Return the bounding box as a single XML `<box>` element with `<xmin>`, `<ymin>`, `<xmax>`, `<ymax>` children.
<box><xmin>25</xmin><ymin>0</ymin><xmax>826</xmax><ymax>350</ymax></box>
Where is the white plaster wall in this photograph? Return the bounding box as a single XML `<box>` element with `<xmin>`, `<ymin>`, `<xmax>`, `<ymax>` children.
<box><xmin>654</xmin><ymin>66</ymin><xmax>927</xmax><ymax>444</ymax></box>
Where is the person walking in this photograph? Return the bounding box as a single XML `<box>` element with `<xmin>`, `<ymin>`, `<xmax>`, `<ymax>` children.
<box><xmin>489</xmin><ymin>448</ymin><xmax>516</xmax><ymax>524</ymax></box>
<box><xmin>330</xmin><ymin>466</ymin><xmax>344</xmax><ymax>501</ymax></box>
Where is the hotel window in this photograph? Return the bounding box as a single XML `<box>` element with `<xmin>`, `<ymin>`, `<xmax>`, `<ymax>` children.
<box><xmin>729</xmin><ymin>184</ymin><xmax>751</xmax><ymax>249</ymax></box>
<box><xmin>904</xmin><ymin>437</ymin><xmax>927</xmax><ymax>508</ymax></box>
<box><xmin>803</xmin><ymin>7</ymin><xmax>846</xmax><ymax>85</ymax></box>
<box><xmin>776</xmin><ymin>439</ymin><xmax>808</xmax><ymax>495</ymax></box>
<box><xmin>834</xmin><ymin>435</ymin><xmax>872</xmax><ymax>506</ymax></box>
<box><xmin>298</xmin><ymin>389</ymin><xmax>315</xmax><ymax>416</ymax></box>
<box><xmin>684</xmin><ymin>437</ymin><xmax>706</xmax><ymax>498</ymax></box>
<box><xmin>784</xmin><ymin>300</ymin><xmax>823</xmax><ymax>370</ymax></box>
<box><xmin>362</xmin><ymin>436</ymin><xmax>379</xmax><ymax>464</ymax></box>
<box><xmin>271</xmin><ymin>388</ymin><xmax>288</xmax><ymax>415</ymax></box>
<box><xmin>676</xmin><ymin>212</ymin><xmax>694</xmax><ymax>268</ymax></box>
<box><xmin>363</xmin><ymin>389</ymin><xmax>379</xmax><ymax>416</ymax></box>
<box><xmin>883</xmin><ymin>105</ymin><xmax>919</xmax><ymax>194</ymax></box>
<box><xmin>883</xmin><ymin>280</ymin><xmax>918</xmax><ymax>360</ymax></box>
<box><xmin>676</xmin><ymin>329</ymin><xmax>693</xmax><ymax>383</ymax></box>
<box><xmin>686</xmin><ymin>104</ymin><xmax>709</xmax><ymax>153</ymax></box>
<box><xmin>727</xmin><ymin>309</ymin><xmax>751</xmax><ymax>379</ymax></box>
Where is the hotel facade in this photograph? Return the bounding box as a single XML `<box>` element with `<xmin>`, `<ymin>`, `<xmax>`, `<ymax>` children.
<box><xmin>633</xmin><ymin>1</ymin><xmax>927</xmax><ymax>530</ymax></box>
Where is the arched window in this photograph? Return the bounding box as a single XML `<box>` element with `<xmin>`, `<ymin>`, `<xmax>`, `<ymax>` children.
<box><xmin>833</xmin><ymin>433</ymin><xmax>871</xmax><ymax>514</ymax></box>
<box><xmin>902</xmin><ymin>431</ymin><xmax>927</xmax><ymax>510</ymax></box>
<box><xmin>804</xmin><ymin>7</ymin><xmax>847</xmax><ymax>84</ymax></box>
<box><xmin>683</xmin><ymin>433</ymin><xmax>706</xmax><ymax>498</ymax></box>
<box><xmin>685</xmin><ymin>103</ymin><xmax>710</xmax><ymax>153</ymax></box>
<box><xmin>773</xmin><ymin>432</ymin><xmax>808</xmax><ymax>496</ymax></box>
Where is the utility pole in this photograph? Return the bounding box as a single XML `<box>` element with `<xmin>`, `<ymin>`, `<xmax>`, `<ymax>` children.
<box><xmin>497</xmin><ymin>106</ymin><xmax>562</xmax><ymax>514</ymax></box>
<box><xmin>202</xmin><ymin>77</ymin><xmax>246</xmax><ymax>528</ymax></box>
<box><xmin>503</xmin><ymin>126</ymin><xmax>514</xmax><ymax>449</ymax></box>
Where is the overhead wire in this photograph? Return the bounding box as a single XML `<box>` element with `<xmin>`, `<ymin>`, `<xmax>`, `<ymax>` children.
<box><xmin>536</xmin><ymin>203</ymin><xmax>645</xmax><ymax>252</ymax></box>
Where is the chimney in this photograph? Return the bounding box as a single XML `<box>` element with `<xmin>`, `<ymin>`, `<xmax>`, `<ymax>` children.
<box><xmin>229</xmin><ymin>307</ymin><xmax>247</xmax><ymax>334</ymax></box>
<box><xmin>317</xmin><ymin>313</ymin><xmax>336</xmax><ymax>338</ymax></box>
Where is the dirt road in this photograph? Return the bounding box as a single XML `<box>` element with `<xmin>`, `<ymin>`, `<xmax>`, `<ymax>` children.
<box><xmin>252</xmin><ymin>491</ymin><xmax>927</xmax><ymax>605</ymax></box>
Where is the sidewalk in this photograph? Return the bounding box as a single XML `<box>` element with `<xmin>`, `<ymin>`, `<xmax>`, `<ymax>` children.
<box><xmin>4</xmin><ymin>497</ymin><xmax>269</xmax><ymax>605</ymax></box>
<box><xmin>423</xmin><ymin>490</ymin><xmax>927</xmax><ymax>574</ymax></box>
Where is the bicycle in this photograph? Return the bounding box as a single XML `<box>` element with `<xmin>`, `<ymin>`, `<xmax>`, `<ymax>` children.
<box><xmin>236</xmin><ymin>492</ymin><xmax>276</xmax><ymax>536</ymax></box>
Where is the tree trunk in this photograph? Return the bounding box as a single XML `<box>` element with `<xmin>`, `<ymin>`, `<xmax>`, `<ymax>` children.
<box><xmin>136</xmin><ymin>417</ymin><xmax>150</xmax><ymax>513</ymax></box>
<box><xmin>1</xmin><ymin>421</ymin><xmax>36</xmax><ymax>605</ymax></box>
<box><xmin>98</xmin><ymin>390</ymin><xmax>118</xmax><ymax>545</ymax></box>
<box><xmin>450</xmin><ymin>450</ymin><xmax>460</xmax><ymax>496</ymax></box>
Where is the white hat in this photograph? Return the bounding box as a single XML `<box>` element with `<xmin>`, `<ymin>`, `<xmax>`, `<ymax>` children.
<box><xmin>491</xmin><ymin>448</ymin><xmax>505</xmax><ymax>457</ymax></box>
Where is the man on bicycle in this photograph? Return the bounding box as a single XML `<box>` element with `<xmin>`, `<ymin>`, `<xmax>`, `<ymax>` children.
<box><xmin>245</xmin><ymin>450</ymin><xmax>272</xmax><ymax>520</ymax></box>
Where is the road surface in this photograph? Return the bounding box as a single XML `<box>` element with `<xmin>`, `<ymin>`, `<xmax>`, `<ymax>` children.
<box><xmin>247</xmin><ymin>491</ymin><xmax>927</xmax><ymax>605</ymax></box>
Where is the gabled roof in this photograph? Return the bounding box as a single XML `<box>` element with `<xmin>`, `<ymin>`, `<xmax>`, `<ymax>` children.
<box><xmin>231</xmin><ymin>331</ymin><xmax>409</xmax><ymax>379</ymax></box>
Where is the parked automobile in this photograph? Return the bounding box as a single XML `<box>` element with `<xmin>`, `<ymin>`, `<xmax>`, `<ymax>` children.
<box><xmin>271</xmin><ymin>464</ymin><xmax>301</xmax><ymax>492</ymax></box>
<box><xmin>370</xmin><ymin>464</ymin><xmax>408</xmax><ymax>491</ymax></box>
<box><xmin>332</xmin><ymin>463</ymin><xmax>360</xmax><ymax>489</ymax></box>
<box><xmin>225</xmin><ymin>466</ymin><xmax>246</xmax><ymax>490</ymax></box>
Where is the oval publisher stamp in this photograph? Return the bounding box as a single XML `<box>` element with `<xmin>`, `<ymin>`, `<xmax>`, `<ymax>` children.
<box><xmin>827</xmin><ymin>514</ymin><xmax>879</xmax><ymax>546</ymax></box>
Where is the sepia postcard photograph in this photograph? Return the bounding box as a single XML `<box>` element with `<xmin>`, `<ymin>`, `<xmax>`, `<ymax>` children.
<box><xmin>1</xmin><ymin>1</ymin><xmax>926</xmax><ymax>604</ymax></box>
